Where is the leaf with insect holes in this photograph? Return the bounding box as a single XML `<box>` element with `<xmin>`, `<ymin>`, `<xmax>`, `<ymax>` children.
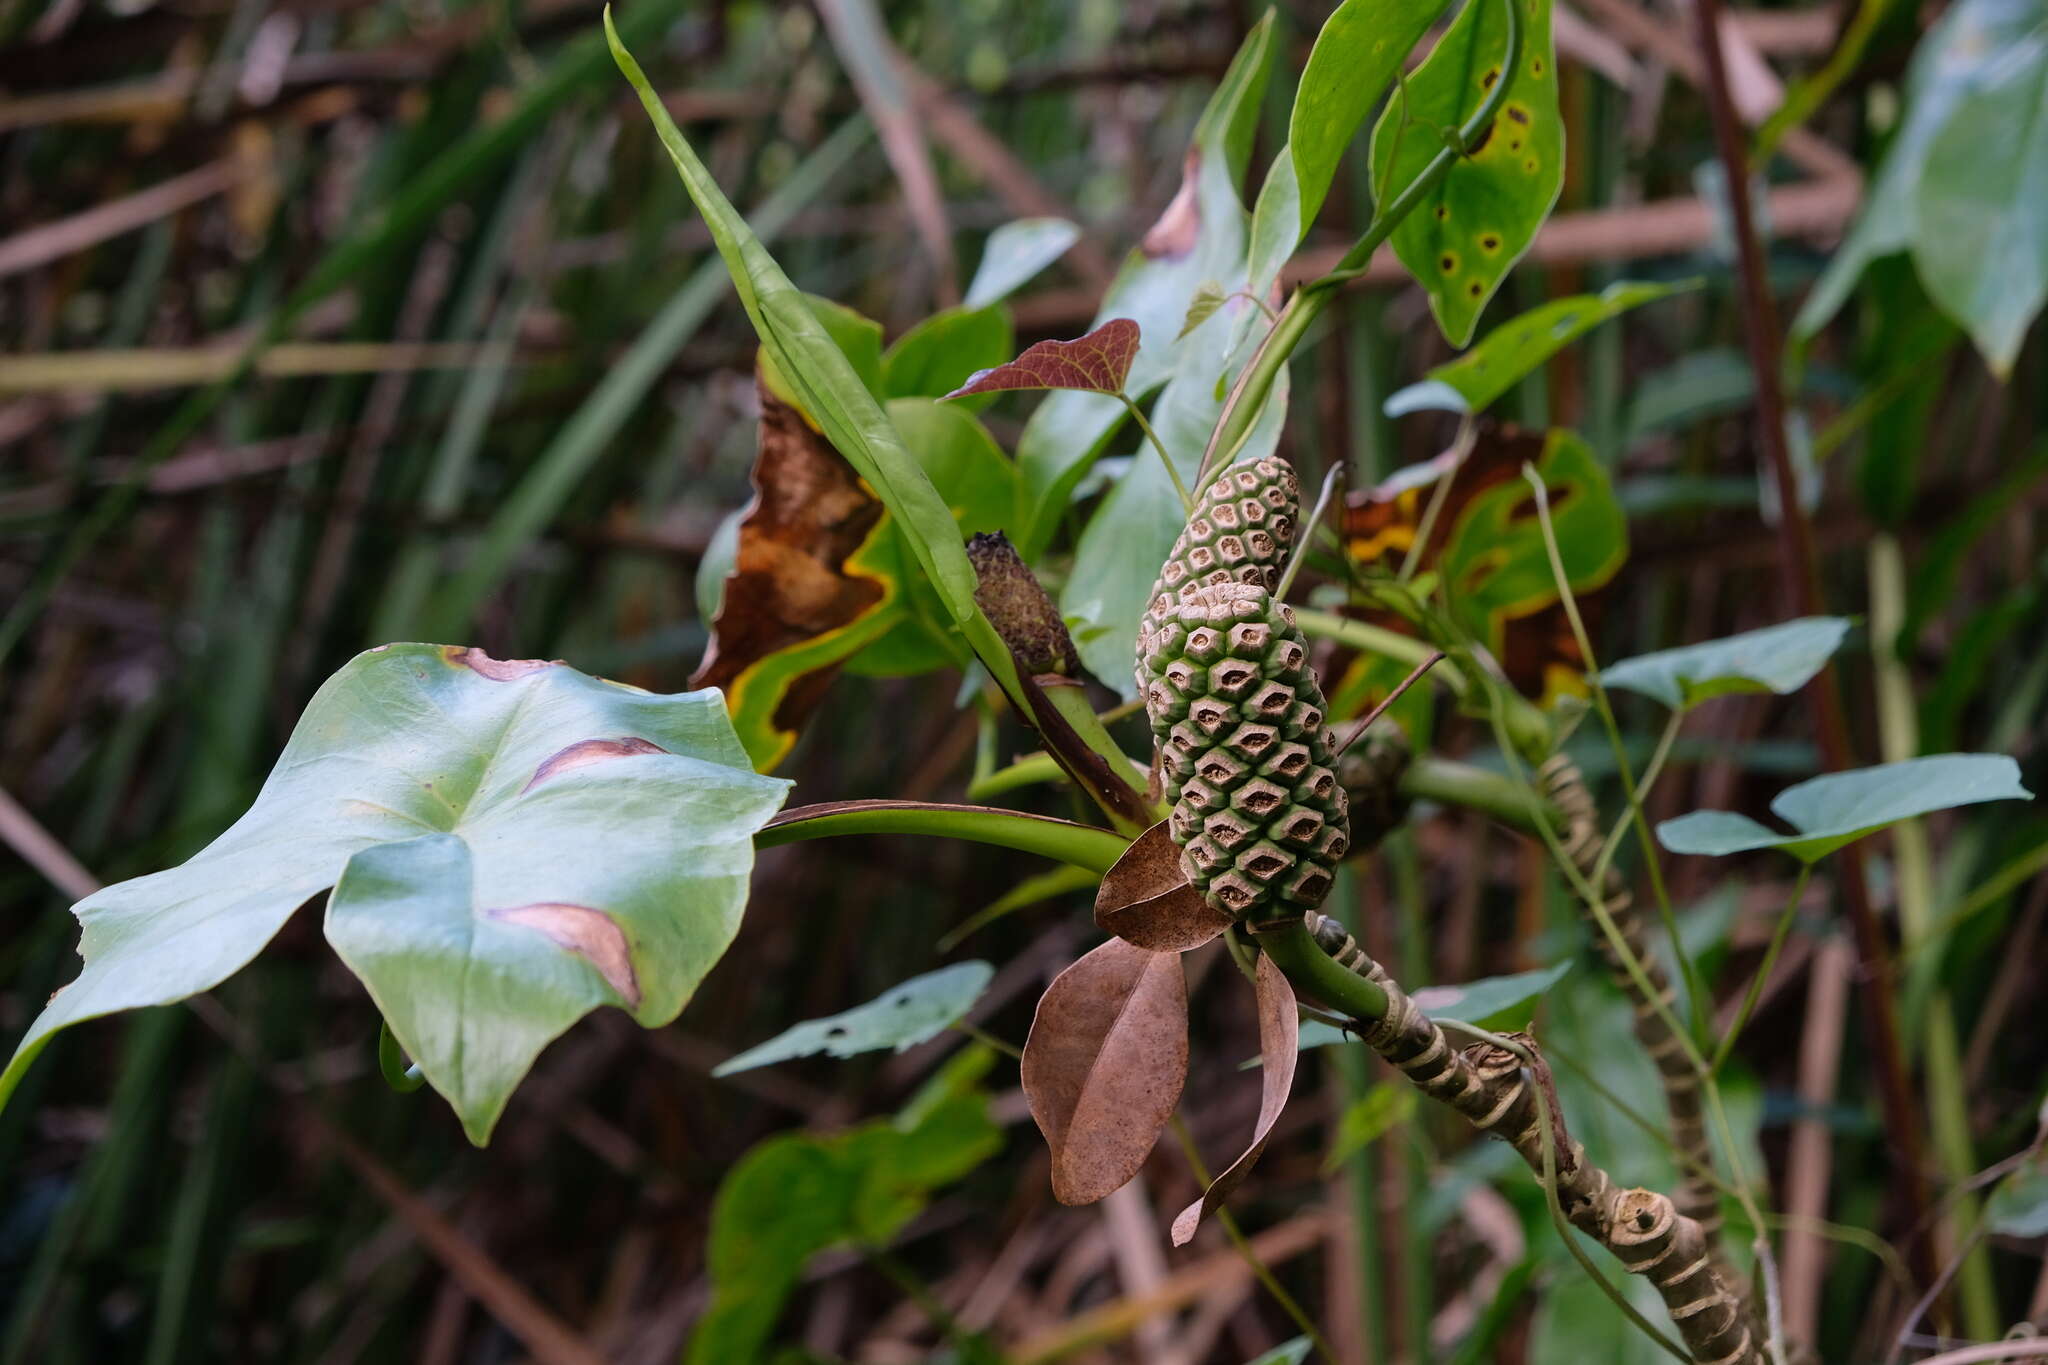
<box><xmin>1022</xmin><ymin>937</ymin><xmax>1189</xmax><ymax>1206</ymax></box>
<box><xmin>713</xmin><ymin>962</ymin><xmax>994</xmax><ymax>1075</ymax></box>
<box><xmin>1599</xmin><ymin>617</ymin><xmax>1852</xmax><ymax>713</ymax></box>
<box><xmin>0</xmin><ymin>645</ymin><xmax>789</xmax><ymax>1143</ymax></box>
<box><xmin>1658</xmin><ymin>753</ymin><xmax>2033</xmax><ymax>863</ymax></box>
<box><xmin>944</xmin><ymin>318</ymin><xmax>1142</xmax><ymax>400</ymax></box>
<box><xmin>1369</xmin><ymin>0</ymin><xmax>1563</xmax><ymax>345</ymax></box>
<box><xmin>1094</xmin><ymin>821</ymin><xmax>1237</xmax><ymax>952</ymax></box>
<box><xmin>1385</xmin><ymin>280</ymin><xmax>1697</xmax><ymax>417</ymax></box>
<box><xmin>1172</xmin><ymin>952</ymin><xmax>1297</xmax><ymax>1245</ymax></box>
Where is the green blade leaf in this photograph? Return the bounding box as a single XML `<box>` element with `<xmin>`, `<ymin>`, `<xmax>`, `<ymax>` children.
<box><xmin>1</xmin><ymin>646</ymin><xmax>790</xmax><ymax>1140</ymax></box>
<box><xmin>607</xmin><ymin>11</ymin><xmax>978</xmax><ymax>624</ymax></box>
<box><xmin>881</xmin><ymin>304</ymin><xmax>1016</xmax><ymax>404</ymax></box>
<box><xmin>1370</xmin><ymin>0</ymin><xmax>1563</xmax><ymax>346</ymax></box>
<box><xmin>1598</xmin><ymin>617</ymin><xmax>1853</xmax><ymax>712</ymax></box>
<box><xmin>963</xmin><ymin>217</ymin><xmax>1082</xmax><ymax>308</ymax></box>
<box><xmin>1385</xmin><ymin>279</ymin><xmax>1696</xmax><ymax>417</ymax></box>
<box><xmin>1658</xmin><ymin>753</ymin><xmax>2033</xmax><ymax>863</ymax></box>
<box><xmin>713</xmin><ymin>962</ymin><xmax>995</xmax><ymax>1075</ymax></box>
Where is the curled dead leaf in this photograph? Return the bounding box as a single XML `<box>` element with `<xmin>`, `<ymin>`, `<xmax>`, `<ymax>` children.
<box><xmin>1021</xmin><ymin>937</ymin><xmax>1189</xmax><ymax>1206</ymax></box>
<box><xmin>1094</xmin><ymin>820</ymin><xmax>1235</xmax><ymax>952</ymax></box>
<box><xmin>487</xmin><ymin>902</ymin><xmax>641</xmax><ymax>1009</ymax></box>
<box><xmin>1170</xmin><ymin>951</ymin><xmax>1297</xmax><ymax>1245</ymax></box>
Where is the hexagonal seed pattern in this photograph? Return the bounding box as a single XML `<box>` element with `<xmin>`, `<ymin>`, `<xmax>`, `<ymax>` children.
<box><xmin>1140</xmin><ymin>579</ymin><xmax>1348</xmax><ymax>920</ymax></box>
<box><xmin>1135</xmin><ymin>457</ymin><xmax>1301</xmax><ymax>697</ymax></box>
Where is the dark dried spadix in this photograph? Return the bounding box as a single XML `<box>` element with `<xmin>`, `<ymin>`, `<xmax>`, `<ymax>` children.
<box><xmin>968</xmin><ymin>531</ymin><xmax>1077</xmax><ymax>675</ymax></box>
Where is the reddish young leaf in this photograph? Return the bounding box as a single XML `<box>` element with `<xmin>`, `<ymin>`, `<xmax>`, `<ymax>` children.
<box><xmin>1170</xmin><ymin>951</ymin><xmax>1298</xmax><ymax>1245</ymax></box>
<box><xmin>1021</xmin><ymin>937</ymin><xmax>1189</xmax><ymax>1206</ymax></box>
<box><xmin>1095</xmin><ymin>821</ymin><xmax>1235</xmax><ymax>952</ymax></box>
<box><xmin>943</xmin><ymin>318</ymin><xmax>1141</xmax><ymax>400</ymax></box>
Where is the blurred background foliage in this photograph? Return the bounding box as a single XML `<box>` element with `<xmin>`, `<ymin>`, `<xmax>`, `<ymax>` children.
<box><xmin>0</xmin><ymin>0</ymin><xmax>2043</xmax><ymax>1361</ymax></box>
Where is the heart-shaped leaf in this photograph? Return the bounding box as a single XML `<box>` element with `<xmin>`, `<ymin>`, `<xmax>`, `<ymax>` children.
<box><xmin>1599</xmin><ymin>617</ymin><xmax>1852</xmax><ymax>712</ymax></box>
<box><xmin>1095</xmin><ymin>821</ymin><xmax>1236</xmax><ymax>952</ymax></box>
<box><xmin>1658</xmin><ymin>753</ymin><xmax>2033</xmax><ymax>863</ymax></box>
<box><xmin>714</xmin><ymin>962</ymin><xmax>994</xmax><ymax>1075</ymax></box>
<box><xmin>1021</xmin><ymin>937</ymin><xmax>1189</xmax><ymax>1206</ymax></box>
<box><xmin>1384</xmin><ymin>280</ymin><xmax>1696</xmax><ymax>418</ymax></box>
<box><xmin>1172</xmin><ymin>951</ymin><xmax>1297</xmax><ymax>1244</ymax></box>
<box><xmin>944</xmin><ymin>318</ymin><xmax>1142</xmax><ymax>400</ymax></box>
<box><xmin>3</xmin><ymin>645</ymin><xmax>790</xmax><ymax>1142</ymax></box>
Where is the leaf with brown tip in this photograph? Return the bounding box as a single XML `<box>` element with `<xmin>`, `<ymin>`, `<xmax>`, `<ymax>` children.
<box><xmin>1171</xmin><ymin>952</ymin><xmax>1297</xmax><ymax>1245</ymax></box>
<box><xmin>1095</xmin><ymin>821</ymin><xmax>1236</xmax><ymax>952</ymax></box>
<box><xmin>1022</xmin><ymin>937</ymin><xmax>1189</xmax><ymax>1206</ymax></box>
<box><xmin>943</xmin><ymin>318</ymin><xmax>1141</xmax><ymax>400</ymax></box>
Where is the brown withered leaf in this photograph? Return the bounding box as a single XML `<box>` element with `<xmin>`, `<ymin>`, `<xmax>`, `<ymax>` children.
<box><xmin>1021</xmin><ymin>937</ymin><xmax>1189</xmax><ymax>1206</ymax></box>
<box><xmin>690</xmin><ymin>373</ymin><xmax>889</xmax><ymax>764</ymax></box>
<box><xmin>943</xmin><ymin>318</ymin><xmax>1140</xmax><ymax>400</ymax></box>
<box><xmin>1170</xmin><ymin>952</ymin><xmax>1297</xmax><ymax>1245</ymax></box>
<box><xmin>1094</xmin><ymin>821</ymin><xmax>1235</xmax><ymax>952</ymax></box>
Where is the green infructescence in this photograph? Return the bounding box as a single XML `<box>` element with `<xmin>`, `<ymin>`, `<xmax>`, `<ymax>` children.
<box><xmin>1135</xmin><ymin>456</ymin><xmax>1301</xmax><ymax>699</ymax></box>
<box><xmin>1140</xmin><ymin>580</ymin><xmax>1349</xmax><ymax>919</ymax></box>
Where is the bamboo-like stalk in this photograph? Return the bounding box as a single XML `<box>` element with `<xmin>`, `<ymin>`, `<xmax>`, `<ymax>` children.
<box><xmin>1538</xmin><ymin>752</ymin><xmax>1721</xmax><ymax>1238</ymax></box>
<box><xmin>1257</xmin><ymin>916</ymin><xmax>1761</xmax><ymax>1365</ymax></box>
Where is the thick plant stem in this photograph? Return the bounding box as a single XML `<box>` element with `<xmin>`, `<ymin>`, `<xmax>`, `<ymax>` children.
<box><xmin>1255</xmin><ymin>916</ymin><xmax>1762</xmax><ymax>1365</ymax></box>
<box><xmin>1540</xmin><ymin>754</ymin><xmax>1721</xmax><ymax>1239</ymax></box>
<box><xmin>1688</xmin><ymin>0</ymin><xmax>1935</xmax><ymax>1286</ymax></box>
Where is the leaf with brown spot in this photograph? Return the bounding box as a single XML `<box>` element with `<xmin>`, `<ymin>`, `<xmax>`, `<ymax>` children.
<box><xmin>0</xmin><ymin>644</ymin><xmax>791</xmax><ymax>1145</ymax></box>
<box><xmin>488</xmin><ymin>903</ymin><xmax>642</xmax><ymax>1009</ymax></box>
<box><xmin>1094</xmin><ymin>821</ymin><xmax>1236</xmax><ymax>951</ymax></box>
<box><xmin>523</xmin><ymin>737</ymin><xmax>669</xmax><ymax>791</ymax></box>
<box><xmin>943</xmin><ymin>318</ymin><xmax>1141</xmax><ymax>401</ymax></box>
<box><xmin>1021</xmin><ymin>937</ymin><xmax>1189</xmax><ymax>1206</ymax></box>
<box><xmin>442</xmin><ymin>647</ymin><xmax>562</xmax><ymax>681</ymax></box>
<box><xmin>1170</xmin><ymin>952</ymin><xmax>1297</xmax><ymax>1245</ymax></box>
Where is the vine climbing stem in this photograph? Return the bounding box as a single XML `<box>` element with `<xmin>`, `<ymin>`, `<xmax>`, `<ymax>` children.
<box><xmin>1689</xmin><ymin>0</ymin><xmax>1938</xmax><ymax>1293</ymax></box>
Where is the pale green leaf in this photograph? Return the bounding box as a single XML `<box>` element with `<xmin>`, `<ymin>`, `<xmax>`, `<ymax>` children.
<box><xmin>1246</xmin><ymin>1339</ymin><xmax>1314</xmax><ymax>1365</ymax></box>
<box><xmin>1598</xmin><ymin>617</ymin><xmax>1853</xmax><ymax>712</ymax></box>
<box><xmin>1178</xmin><ymin>282</ymin><xmax>1228</xmax><ymax>340</ymax></box>
<box><xmin>1370</xmin><ymin>0</ymin><xmax>1563</xmax><ymax>345</ymax></box>
<box><xmin>713</xmin><ymin>962</ymin><xmax>994</xmax><ymax>1075</ymax></box>
<box><xmin>1658</xmin><ymin>753</ymin><xmax>2033</xmax><ymax>863</ymax></box>
<box><xmin>2</xmin><ymin>645</ymin><xmax>790</xmax><ymax>1142</ymax></box>
<box><xmin>1013</xmin><ymin>15</ymin><xmax>1276</xmax><ymax>555</ymax></box>
<box><xmin>1385</xmin><ymin>280</ymin><xmax>1695</xmax><ymax>417</ymax></box>
<box><xmin>964</xmin><ymin>217</ymin><xmax>1081</xmax><ymax>309</ymax></box>
<box><xmin>1987</xmin><ymin>1157</ymin><xmax>2048</xmax><ymax>1238</ymax></box>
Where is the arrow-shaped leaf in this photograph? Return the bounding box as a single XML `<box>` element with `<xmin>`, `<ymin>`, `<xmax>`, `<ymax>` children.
<box><xmin>1599</xmin><ymin>617</ymin><xmax>1853</xmax><ymax>712</ymax></box>
<box><xmin>944</xmin><ymin>318</ymin><xmax>1142</xmax><ymax>399</ymax></box>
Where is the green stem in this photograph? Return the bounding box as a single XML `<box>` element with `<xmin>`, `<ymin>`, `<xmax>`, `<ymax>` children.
<box><xmin>1121</xmin><ymin>394</ymin><xmax>1194</xmax><ymax>514</ymax></box>
<box><xmin>1400</xmin><ymin>755</ymin><xmax>1561</xmax><ymax>835</ymax></box>
<box><xmin>1712</xmin><ymin>866</ymin><xmax>1811</xmax><ymax>1075</ymax></box>
<box><xmin>1197</xmin><ymin>0</ymin><xmax>1524</xmax><ymax>479</ymax></box>
<box><xmin>757</xmin><ymin>801</ymin><xmax>1128</xmax><ymax>874</ymax></box>
<box><xmin>1250</xmin><ymin>919</ymin><xmax>1390</xmax><ymax>1021</ymax></box>
<box><xmin>1293</xmin><ymin>608</ymin><xmax>1453</xmax><ymax>682</ymax></box>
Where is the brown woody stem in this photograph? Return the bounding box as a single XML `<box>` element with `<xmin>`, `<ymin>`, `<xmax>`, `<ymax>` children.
<box><xmin>1253</xmin><ymin>917</ymin><xmax>1763</xmax><ymax>1365</ymax></box>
